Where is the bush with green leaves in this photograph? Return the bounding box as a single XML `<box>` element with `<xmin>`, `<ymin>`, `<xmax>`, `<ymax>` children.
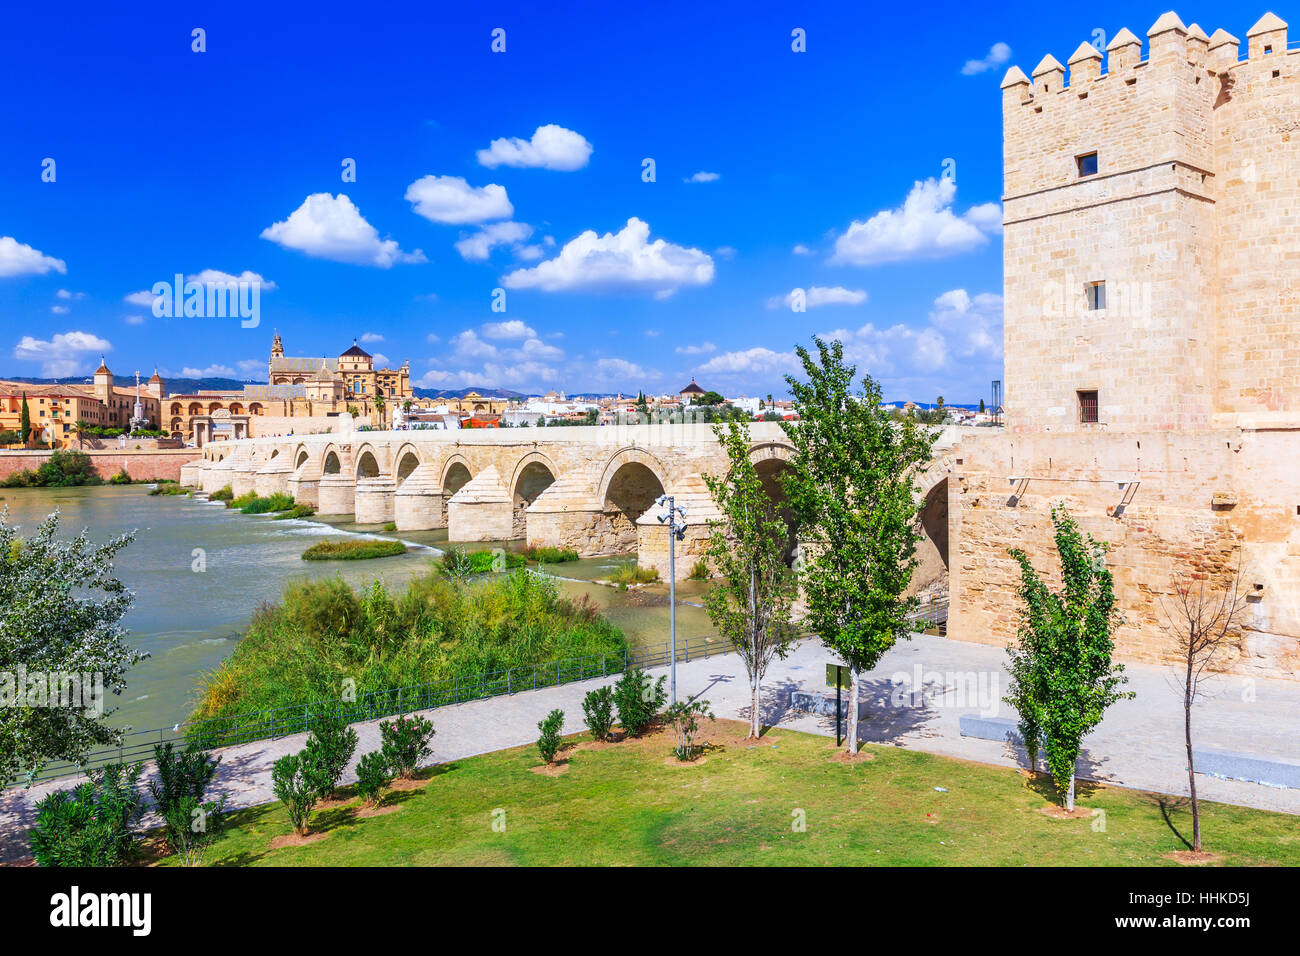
<box><xmin>581</xmin><ymin>686</ymin><xmax>615</xmax><ymax>742</ymax></box>
<box><xmin>271</xmin><ymin>751</ymin><xmax>320</xmax><ymax>835</ymax></box>
<box><xmin>664</xmin><ymin>699</ymin><xmax>714</xmax><ymax>761</ymax></box>
<box><xmin>302</xmin><ymin>706</ymin><xmax>359</xmax><ymax>799</ymax></box>
<box><xmin>537</xmin><ymin>708</ymin><xmax>565</xmax><ymax>764</ymax></box>
<box><xmin>613</xmin><ymin>667</ymin><xmax>667</xmax><ymax>737</ymax></box>
<box><xmin>160</xmin><ymin>793</ymin><xmax>226</xmax><ymax>867</ymax></box>
<box><xmin>149</xmin><ymin>740</ymin><xmax>221</xmax><ymax>851</ymax></box>
<box><xmin>30</xmin><ymin>761</ymin><xmax>145</xmax><ymax>867</ymax></box>
<box><xmin>354</xmin><ymin>751</ymin><xmax>393</xmax><ymax>807</ymax></box>
<box><xmin>209</xmin><ymin>485</ymin><xmax>233</xmax><ymax>502</ymax></box>
<box><xmin>380</xmin><ymin>714</ymin><xmax>435</xmax><ymax>779</ymax></box>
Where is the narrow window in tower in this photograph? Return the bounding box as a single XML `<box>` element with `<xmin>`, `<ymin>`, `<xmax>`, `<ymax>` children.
<box><xmin>1078</xmin><ymin>390</ymin><xmax>1099</xmax><ymax>424</ymax></box>
<box><xmin>1077</xmin><ymin>151</ymin><xmax>1099</xmax><ymax>177</ymax></box>
<box><xmin>1086</xmin><ymin>281</ymin><xmax>1107</xmax><ymax>310</ymax></box>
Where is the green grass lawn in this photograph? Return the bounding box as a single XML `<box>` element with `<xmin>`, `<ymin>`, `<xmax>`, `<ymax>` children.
<box><xmin>171</xmin><ymin>720</ymin><xmax>1300</xmax><ymax>867</ymax></box>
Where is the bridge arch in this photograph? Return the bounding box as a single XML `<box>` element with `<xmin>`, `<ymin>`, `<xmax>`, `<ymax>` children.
<box><xmin>598</xmin><ymin>448</ymin><xmax>669</xmax><ymax>528</ymax></box>
<box><xmin>394</xmin><ymin>443</ymin><xmax>422</xmax><ymax>486</ymax></box>
<box><xmin>355</xmin><ymin>446</ymin><xmax>381</xmax><ymax>479</ymax></box>
<box><xmin>322</xmin><ymin>446</ymin><xmax>343</xmax><ymax>475</ymax></box>
<box><xmin>441</xmin><ymin>454</ymin><xmax>473</xmax><ymax>498</ymax></box>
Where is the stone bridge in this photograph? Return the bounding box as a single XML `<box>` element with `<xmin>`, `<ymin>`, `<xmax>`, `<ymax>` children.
<box><xmin>180</xmin><ymin>420</ymin><xmax>964</xmax><ymax>580</ymax></box>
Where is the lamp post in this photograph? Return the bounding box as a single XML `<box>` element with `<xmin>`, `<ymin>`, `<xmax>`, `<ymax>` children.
<box><xmin>655</xmin><ymin>494</ymin><xmax>687</xmax><ymax>705</ymax></box>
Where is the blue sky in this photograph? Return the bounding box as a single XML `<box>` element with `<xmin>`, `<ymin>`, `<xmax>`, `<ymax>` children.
<box><xmin>0</xmin><ymin>2</ymin><xmax>1279</xmax><ymax>402</ymax></box>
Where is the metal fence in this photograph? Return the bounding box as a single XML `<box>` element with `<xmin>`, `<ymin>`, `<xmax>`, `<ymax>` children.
<box><xmin>11</xmin><ymin>595</ymin><xmax>949</xmax><ymax>787</ymax></box>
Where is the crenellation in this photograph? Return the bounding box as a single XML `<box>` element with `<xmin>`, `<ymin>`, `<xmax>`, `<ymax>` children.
<box><xmin>1067</xmin><ymin>42</ymin><xmax>1102</xmax><ymax>86</ymax></box>
<box><xmin>1246</xmin><ymin>11</ymin><xmax>1288</xmax><ymax>59</ymax></box>
<box><xmin>1106</xmin><ymin>28</ymin><xmax>1143</xmax><ymax>74</ymax></box>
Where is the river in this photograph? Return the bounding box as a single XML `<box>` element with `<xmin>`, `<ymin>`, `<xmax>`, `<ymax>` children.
<box><xmin>0</xmin><ymin>484</ymin><xmax>716</xmax><ymax>732</ymax></box>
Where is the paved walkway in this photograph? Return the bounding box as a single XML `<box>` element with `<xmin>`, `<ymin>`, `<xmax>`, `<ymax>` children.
<box><xmin>3</xmin><ymin>632</ymin><xmax>1297</xmax><ymax>862</ymax></box>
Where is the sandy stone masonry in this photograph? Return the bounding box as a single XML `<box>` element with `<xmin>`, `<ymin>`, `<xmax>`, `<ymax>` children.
<box><xmin>958</xmin><ymin>11</ymin><xmax>1300</xmax><ymax>678</ymax></box>
<box><xmin>182</xmin><ymin>420</ymin><xmax>964</xmax><ymax>586</ymax></box>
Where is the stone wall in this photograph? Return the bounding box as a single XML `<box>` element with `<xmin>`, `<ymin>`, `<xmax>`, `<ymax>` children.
<box><xmin>0</xmin><ymin>449</ymin><xmax>200</xmax><ymax>482</ymax></box>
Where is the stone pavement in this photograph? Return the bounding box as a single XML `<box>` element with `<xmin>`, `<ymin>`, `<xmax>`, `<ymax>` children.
<box><xmin>3</xmin><ymin>631</ymin><xmax>1297</xmax><ymax>862</ymax></box>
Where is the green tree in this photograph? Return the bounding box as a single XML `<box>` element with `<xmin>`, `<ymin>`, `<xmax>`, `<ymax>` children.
<box><xmin>0</xmin><ymin>513</ymin><xmax>143</xmax><ymax>783</ymax></box>
<box><xmin>703</xmin><ymin>419</ymin><xmax>798</xmax><ymax>739</ymax></box>
<box><xmin>780</xmin><ymin>337</ymin><xmax>937</xmax><ymax>755</ymax></box>
<box><xmin>978</xmin><ymin>398</ymin><xmax>986</xmax><ymax>414</ymax></box>
<box><xmin>19</xmin><ymin>393</ymin><xmax>31</xmax><ymax>445</ymax></box>
<box><xmin>692</xmin><ymin>390</ymin><xmax>726</xmax><ymax>406</ymax></box>
<box><xmin>71</xmin><ymin>419</ymin><xmax>90</xmax><ymax>449</ymax></box>
<box><xmin>1006</xmin><ymin>505</ymin><xmax>1133</xmax><ymax>809</ymax></box>
<box><xmin>373</xmin><ymin>393</ymin><xmax>386</xmax><ymax>427</ymax></box>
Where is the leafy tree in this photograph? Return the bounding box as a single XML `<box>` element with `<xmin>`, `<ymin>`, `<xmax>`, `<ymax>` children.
<box><xmin>271</xmin><ymin>751</ymin><xmax>319</xmax><ymax>835</ymax></box>
<box><xmin>1159</xmin><ymin>556</ymin><xmax>1250</xmax><ymax>852</ymax></box>
<box><xmin>0</xmin><ymin>513</ymin><xmax>143</xmax><ymax>783</ymax></box>
<box><xmin>302</xmin><ymin>705</ymin><xmax>359</xmax><ymax>799</ymax></box>
<box><xmin>978</xmin><ymin>398</ymin><xmax>986</xmax><ymax>414</ymax></box>
<box><xmin>702</xmin><ymin>419</ymin><xmax>798</xmax><ymax>739</ymax></box>
<box><xmin>664</xmin><ymin>698</ymin><xmax>714</xmax><ymax>760</ymax></box>
<box><xmin>30</xmin><ymin>761</ymin><xmax>145</xmax><ymax>866</ymax></box>
<box><xmin>582</xmin><ymin>686</ymin><xmax>615</xmax><ymax>741</ymax></box>
<box><xmin>780</xmin><ymin>336</ymin><xmax>938</xmax><ymax>755</ymax></box>
<box><xmin>536</xmin><ymin>708</ymin><xmax>565</xmax><ymax>764</ymax></box>
<box><xmin>373</xmin><ymin>393</ymin><xmax>386</xmax><ymax>427</ymax></box>
<box><xmin>160</xmin><ymin>792</ymin><xmax>226</xmax><ymax>866</ymax></box>
<box><xmin>613</xmin><ymin>667</ymin><xmax>666</xmax><ymax>737</ymax></box>
<box><xmin>1006</xmin><ymin>505</ymin><xmax>1133</xmax><ymax>809</ymax></box>
<box><xmin>20</xmin><ymin>393</ymin><xmax>31</xmax><ymax>444</ymax></box>
<box><xmin>71</xmin><ymin>419</ymin><xmax>90</xmax><ymax>448</ymax></box>
<box><xmin>691</xmin><ymin>390</ymin><xmax>727</xmax><ymax>406</ymax></box>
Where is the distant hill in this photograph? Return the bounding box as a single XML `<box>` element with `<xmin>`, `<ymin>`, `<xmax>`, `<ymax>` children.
<box><xmin>413</xmin><ymin>386</ymin><xmax>525</xmax><ymax>401</ymax></box>
<box><xmin>0</xmin><ymin>374</ymin><xmax>261</xmax><ymax>394</ymax></box>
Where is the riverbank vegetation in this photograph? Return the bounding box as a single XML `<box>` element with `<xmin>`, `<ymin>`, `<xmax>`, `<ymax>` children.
<box><xmin>192</xmin><ymin>570</ymin><xmax>627</xmax><ymax>721</ymax></box>
<box><xmin>0</xmin><ymin>449</ymin><xmax>102</xmax><ymax>488</ymax></box>
<box><xmin>520</xmin><ymin>545</ymin><xmax>579</xmax><ymax>564</ymax></box>
<box><xmin>302</xmin><ymin>539</ymin><xmax>407</xmax><ymax>561</ymax></box>
<box><xmin>607</xmin><ymin>564</ymin><xmax>660</xmax><ymax>586</ymax></box>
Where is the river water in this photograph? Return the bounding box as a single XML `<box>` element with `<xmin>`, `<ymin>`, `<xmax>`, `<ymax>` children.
<box><xmin>0</xmin><ymin>485</ymin><xmax>716</xmax><ymax>732</ymax></box>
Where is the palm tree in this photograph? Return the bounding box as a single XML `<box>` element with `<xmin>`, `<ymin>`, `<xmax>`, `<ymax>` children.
<box><xmin>374</xmin><ymin>393</ymin><xmax>386</xmax><ymax>427</ymax></box>
<box><xmin>71</xmin><ymin>419</ymin><xmax>90</xmax><ymax>449</ymax></box>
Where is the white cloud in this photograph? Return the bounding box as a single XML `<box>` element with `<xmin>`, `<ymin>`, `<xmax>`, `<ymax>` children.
<box><xmin>405</xmin><ymin>175</ymin><xmax>513</xmax><ymax>225</ymax></box>
<box><xmin>360</xmin><ymin>332</ymin><xmax>384</xmax><ymax>343</ymax></box>
<box><xmin>124</xmin><ymin>314</ymin><xmax>145</xmax><ymax>326</ymax></box>
<box><xmin>594</xmin><ymin>357</ymin><xmax>653</xmax><ymax>381</ymax></box>
<box><xmin>502</xmin><ymin>217</ymin><xmax>714</xmax><ymax>295</ymax></box>
<box><xmin>480</xmin><ymin>319</ymin><xmax>537</xmax><ymax>340</ymax></box>
<box><xmin>830</xmin><ymin>178</ymin><xmax>1000</xmax><ymax>266</ymax></box>
<box><xmin>261</xmin><ymin>193</ymin><xmax>425</xmax><ymax>267</ymax></box>
<box><xmin>450</xmin><ymin>329</ymin><xmax>499</xmax><ymax>359</ymax></box>
<box><xmin>13</xmin><ymin>330</ymin><xmax>111</xmax><ymax>377</ymax></box>
<box><xmin>685</xmin><ymin>171</ymin><xmax>720</xmax><ymax>183</ymax></box>
<box><xmin>792</xmin><ymin>244</ymin><xmax>814</xmax><ymax>256</ymax></box>
<box><xmin>928</xmin><ymin>288</ymin><xmax>1004</xmax><ymax>361</ymax></box>
<box><xmin>236</xmin><ymin>358</ymin><xmax>266</xmax><ymax>378</ymax></box>
<box><xmin>56</xmin><ymin>289</ymin><xmax>85</xmax><ymax>300</ymax></box>
<box><xmin>187</xmin><ymin>269</ymin><xmax>277</xmax><ymax>291</ymax></box>
<box><xmin>962</xmin><ymin>42</ymin><xmax>1012</xmax><ymax>76</ymax></box>
<box><xmin>125</xmin><ymin>290</ymin><xmax>156</xmax><ymax>306</ymax></box>
<box><xmin>0</xmin><ymin>237</ymin><xmax>66</xmax><ymax>277</ymax></box>
<box><xmin>766</xmin><ymin>286</ymin><xmax>868</xmax><ymax>309</ymax></box>
<box><xmin>476</xmin><ymin>124</ymin><xmax>593</xmax><ymax>171</ymax></box>
<box><xmin>425</xmin><ymin>332</ymin><xmax>440</xmax><ymax>343</ymax></box>
<box><xmin>454</xmin><ymin>221</ymin><xmax>534</xmax><ymax>261</ymax></box>
<box><xmin>714</xmin><ymin>246</ymin><xmax>737</xmax><ymax>260</ymax></box>
<box><xmin>51</xmin><ymin>305</ymin><xmax>69</xmax><ymax>314</ymax></box>
<box><xmin>371</xmin><ymin>353</ymin><xmax>390</xmax><ymax>368</ymax></box>
<box><xmin>695</xmin><ymin>347</ymin><xmax>799</xmax><ymax>376</ymax></box>
<box><xmin>181</xmin><ymin>364</ymin><xmax>237</xmax><ymax>378</ymax></box>
<box><xmin>675</xmin><ymin>342</ymin><xmax>716</xmax><ymax>355</ymax></box>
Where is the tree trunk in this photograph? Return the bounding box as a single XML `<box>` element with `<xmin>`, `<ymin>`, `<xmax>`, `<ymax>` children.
<box><xmin>748</xmin><ymin>571</ymin><xmax>761</xmax><ymax>740</ymax></box>
<box><xmin>1065</xmin><ymin>771</ymin><xmax>1075</xmax><ymax>811</ymax></box>
<box><xmin>1185</xmin><ymin>653</ymin><xmax>1200</xmax><ymax>852</ymax></box>
<box><xmin>750</xmin><ymin>667</ymin><xmax>761</xmax><ymax>739</ymax></box>
<box><xmin>846</xmin><ymin>666</ymin><xmax>860</xmax><ymax>755</ymax></box>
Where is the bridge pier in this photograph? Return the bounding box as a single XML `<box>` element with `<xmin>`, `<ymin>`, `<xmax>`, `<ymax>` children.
<box><xmin>317</xmin><ymin>473</ymin><xmax>356</xmax><ymax>516</ymax></box>
<box><xmin>446</xmin><ymin>465</ymin><xmax>512</xmax><ymax>542</ymax></box>
<box><xmin>287</xmin><ymin>461</ymin><xmax>321</xmax><ymax>508</ymax></box>
<box><xmin>354</xmin><ymin>476</ymin><xmax>397</xmax><ymax>524</ymax></box>
<box><xmin>202</xmin><ymin>457</ymin><xmax>234</xmax><ymax>494</ymax></box>
<box><xmin>179</xmin><ymin>460</ymin><xmax>205</xmax><ymax>488</ymax></box>
<box><xmin>393</xmin><ymin>464</ymin><xmax>443</xmax><ymax>531</ymax></box>
<box><xmin>254</xmin><ymin>454</ymin><xmax>292</xmax><ymax>498</ymax></box>
<box><xmin>635</xmin><ymin>475</ymin><xmax>720</xmax><ymax>581</ymax></box>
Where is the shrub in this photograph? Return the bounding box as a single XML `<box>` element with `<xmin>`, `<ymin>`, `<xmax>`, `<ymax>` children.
<box><xmin>439</xmin><ymin>548</ymin><xmax>523</xmax><ymax>575</ymax></box>
<box><xmin>354</xmin><ymin>751</ymin><xmax>393</xmax><ymax>807</ymax></box>
<box><xmin>382</xmin><ymin>521</ymin><xmax>397</xmax><ymax>532</ymax></box>
<box><xmin>302</xmin><ymin>706</ymin><xmax>359</xmax><ymax>799</ymax></box>
<box><xmin>380</xmin><ymin>714</ymin><xmax>435</xmax><ymax>779</ymax></box>
<box><xmin>159</xmin><ymin>793</ymin><xmax>226</xmax><ymax>867</ymax></box>
<box><xmin>227</xmin><ymin>491</ymin><xmax>258</xmax><ymax>510</ymax></box>
<box><xmin>582</xmin><ymin>686</ymin><xmax>615</xmax><ymax>742</ymax></box>
<box><xmin>271</xmin><ymin>752</ymin><xmax>319</xmax><ymax>835</ymax></box>
<box><xmin>301</xmin><ymin>539</ymin><xmax>406</xmax><ymax>561</ymax></box>
<box><xmin>1</xmin><ymin>449</ymin><xmax>103</xmax><ymax>488</ymax></box>
<box><xmin>664</xmin><ymin>698</ymin><xmax>714</xmax><ymax>761</ymax></box>
<box><xmin>108</xmin><ymin>467</ymin><xmax>132</xmax><ymax>485</ymax></box>
<box><xmin>272</xmin><ymin>503</ymin><xmax>316</xmax><ymax>520</ymax></box>
<box><xmin>537</xmin><ymin>708</ymin><xmax>565</xmax><ymax>764</ymax></box>
<box><xmin>240</xmin><ymin>492</ymin><xmax>295</xmax><ymax>514</ymax></box>
<box><xmin>521</xmin><ymin>545</ymin><xmax>579</xmax><ymax>564</ymax></box>
<box><xmin>149</xmin><ymin>740</ymin><xmax>222</xmax><ymax>851</ymax></box>
<box><xmin>210</xmin><ymin>485</ymin><xmax>234</xmax><ymax>502</ymax></box>
<box><xmin>688</xmin><ymin>559</ymin><xmax>710</xmax><ymax>581</ymax></box>
<box><xmin>608</xmin><ymin>564</ymin><xmax>660</xmax><ymax>586</ymax></box>
<box><xmin>613</xmin><ymin>667</ymin><xmax>667</xmax><ymax>737</ymax></box>
<box><xmin>149</xmin><ymin>483</ymin><xmax>190</xmax><ymax>496</ymax></box>
<box><xmin>30</xmin><ymin>761</ymin><xmax>145</xmax><ymax>867</ymax></box>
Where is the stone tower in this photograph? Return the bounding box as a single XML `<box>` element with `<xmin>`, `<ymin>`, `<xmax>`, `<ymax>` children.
<box><xmin>93</xmin><ymin>356</ymin><xmax>112</xmax><ymax>403</ymax></box>
<box><xmin>999</xmin><ymin>11</ymin><xmax>1300</xmax><ymax>433</ymax></box>
<box><xmin>146</xmin><ymin>368</ymin><xmax>164</xmax><ymax>401</ymax></box>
